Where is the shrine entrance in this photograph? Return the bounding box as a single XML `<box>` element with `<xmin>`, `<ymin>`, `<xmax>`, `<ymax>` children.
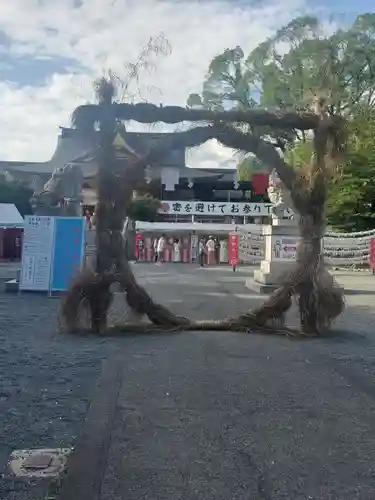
<box><xmin>60</xmin><ymin>83</ymin><xmax>346</xmax><ymax>338</ymax></box>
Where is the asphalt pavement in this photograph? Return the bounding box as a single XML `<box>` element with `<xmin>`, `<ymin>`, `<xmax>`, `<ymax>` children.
<box><xmin>61</xmin><ymin>264</ymin><xmax>375</xmax><ymax>500</ymax></box>
<box><xmin>1</xmin><ymin>263</ymin><xmax>375</xmax><ymax>499</ymax></box>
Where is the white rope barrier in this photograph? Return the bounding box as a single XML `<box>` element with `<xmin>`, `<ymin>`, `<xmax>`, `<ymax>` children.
<box><xmin>326</xmin><ymin>228</ymin><xmax>375</xmax><ymax>238</ymax></box>
<box><xmin>237</xmin><ymin>225</ymin><xmax>375</xmax><ymax>266</ymax></box>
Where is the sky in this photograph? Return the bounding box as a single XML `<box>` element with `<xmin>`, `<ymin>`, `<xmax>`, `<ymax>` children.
<box><xmin>0</xmin><ymin>0</ymin><xmax>371</xmax><ymax>169</ymax></box>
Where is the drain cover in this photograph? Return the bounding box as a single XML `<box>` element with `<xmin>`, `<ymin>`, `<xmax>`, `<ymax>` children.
<box><xmin>23</xmin><ymin>453</ymin><xmax>53</xmax><ymax>469</ymax></box>
<box><xmin>8</xmin><ymin>448</ymin><xmax>72</xmax><ymax>478</ymax></box>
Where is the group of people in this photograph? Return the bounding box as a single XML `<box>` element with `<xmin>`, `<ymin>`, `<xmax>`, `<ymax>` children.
<box><xmin>136</xmin><ymin>234</ymin><xmax>222</xmax><ymax>266</ymax></box>
<box><xmin>152</xmin><ymin>235</ymin><xmax>182</xmax><ymax>264</ymax></box>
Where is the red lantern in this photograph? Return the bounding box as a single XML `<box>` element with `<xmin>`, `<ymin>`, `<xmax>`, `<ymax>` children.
<box><xmin>251</xmin><ymin>173</ymin><xmax>269</xmax><ymax>195</ymax></box>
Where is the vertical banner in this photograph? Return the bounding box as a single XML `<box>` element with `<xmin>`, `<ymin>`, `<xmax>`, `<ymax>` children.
<box><xmin>19</xmin><ymin>216</ymin><xmax>55</xmax><ymax>292</ymax></box>
<box><xmin>370</xmin><ymin>238</ymin><xmax>375</xmax><ymax>271</ymax></box>
<box><xmin>50</xmin><ymin>217</ymin><xmax>86</xmax><ymax>292</ymax></box>
<box><xmin>228</xmin><ymin>232</ymin><xmax>239</xmax><ymax>267</ymax></box>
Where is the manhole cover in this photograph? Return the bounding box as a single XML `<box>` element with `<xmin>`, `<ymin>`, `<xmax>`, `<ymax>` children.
<box><xmin>8</xmin><ymin>448</ymin><xmax>72</xmax><ymax>478</ymax></box>
<box><xmin>23</xmin><ymin>453</ymin><xmax>53</xmax><ymax>469</ymax></box>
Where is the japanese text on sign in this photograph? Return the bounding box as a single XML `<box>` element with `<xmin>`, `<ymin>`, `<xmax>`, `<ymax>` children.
<box><xmin>228</xmin><ymin>232</ymin><xmax>239</xmax><ymax>266</ymax></box>
<box><xmin>158</xmin><ymin>201</ymin><xmax>276</xmax><ymax>217</ymax></box>
<box><xmin>19</xmin><ymin>216</ymin><xmax>55</xmax><ymax>292</ymax></box>
<box><xmin>272</xmin><ymin>237</ymin><xmax>299</xmax><ymax>261</ymax></box>
<box><xmin>370</xmin><ymin>238</ymin><xmax>375</xmax><ymax>269</ymax></box>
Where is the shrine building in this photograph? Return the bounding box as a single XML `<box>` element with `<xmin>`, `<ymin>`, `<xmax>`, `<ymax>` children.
<box><xmin>0</xmin><ymin>126</ymin><xmax>272</xmax><ymax>263</ymax></box>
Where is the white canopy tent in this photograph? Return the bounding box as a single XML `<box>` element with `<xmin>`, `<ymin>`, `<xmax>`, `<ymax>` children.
<box><xmin>135</xmin><ymin>221</ymin><xmax>262</xmax><ymax>235</ymax></box>
<box><xmin>0</xmin><ymin>203</ymin><xmax>24</xmax><ymax>228</ymax></box>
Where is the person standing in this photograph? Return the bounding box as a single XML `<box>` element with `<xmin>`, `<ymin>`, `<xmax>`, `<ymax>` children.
<box><xmin>198</xmin><ymin>237</ymin><xmax>206</xmax><ymax>267</ymax></box>
<box><xmin>153</xmin><ymin>237</ymin><xmax>158</xmax><ymax>262</ymax></box>
<box><xmin>84</xmin><ymin>209</ymin><xmax>92</xmax><ymax>229</ymax></box>
<box><xmin>206</xmin><ymin>236</ymin><xmax>216</xmax><ymax>265</ymax></box>
<box><xmin>215</xmin><ymin>238</ymin><xmax>220</xmax><ymax>264</ymax></box>
<box><xmin>173</xmin><ymin>238</ymin><xmax>181</xmax><ymax>263</ymax></box>
<box><xmin>90</xmin><ymin>212</ymin><xmax>96</xmax><ymax>228</ymax></box>
<box><xmin>156</xmin><ymin>234</ymin><xmax>166</xmax><ymax>265</ymax></box>
<box><xmin>138</xmin><ymin>238</ymin><xmax>144</xmax><ymax>262</ymax></box>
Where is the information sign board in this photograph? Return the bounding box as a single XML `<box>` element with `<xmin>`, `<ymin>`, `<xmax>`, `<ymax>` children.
<box><xmin>50</xmin><ymin>217</ymin><xmax>86</xmax><ymax>292</ymax></box>
<box><xmin>19</xmin><ymin>216</ymin><xmax>55</xmax><ymax>292</ymax></box>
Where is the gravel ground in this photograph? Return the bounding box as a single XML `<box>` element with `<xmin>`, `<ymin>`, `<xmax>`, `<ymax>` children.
<box><xmin>0</xmin><ymin>264</ymin><xmax>266</xmax><ymax>499</ymax></box>
<box><xmin>0</xmin><ymin>293</ymin><xmax>122</xmax><ymax>500</ymax></box>
<box><xmin>0</xmin><ymin>263</ymin><xmax>375</xmax><ymax>499</ymax></box>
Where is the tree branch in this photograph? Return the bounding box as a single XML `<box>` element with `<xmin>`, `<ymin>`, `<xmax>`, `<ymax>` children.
<box><xmin>134</xmin><ymin>126</ymin><xmax>218</xmax><ymax>170</ymax></box>
<box><xmin>213</xmin><ymin>125</ymin><xmax>296</xmax><ymax>189</ymax></box>
<box><xmin>129</xmin><ymin>124</ymin><xmax>296</xmax><ymax>191</ymax></box>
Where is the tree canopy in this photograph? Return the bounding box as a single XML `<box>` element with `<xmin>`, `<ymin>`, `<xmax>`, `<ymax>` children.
<box><xmin>249</xmin><ymin>15</ymin><xmax>375</xmax><ymax>116</ymax></box>
<box><xmin>284</xmin><ymin>106</ymin><xmax>375</xmax><ymax>231</ymax></box>
<box><xmin>236</xmin><ymin>154</ymin><xmax>265</xmax><ymax>181</ymax></box>
<box><xmin>188</xmin><ymin>13</ymin><xmax>375</xmax><ymax>230</ymax></box>
<box><xmin>189</xmin><ymin>13</ymin><xmax>375</xmax><ymax>130</ymax></box>
<box><xmin>0</xmin><ymin>179</ymin><xmax>33</xmax><ymax>217</ymax></box>
<box><xmin>326</xmin><ymin>107</ymin><xmax>375</xmax><ymax>231</ymax></box>
<box><xmin>127</xmin><ymin>194</ymin><xmax>160</xmax><ymax>222</ymax></box>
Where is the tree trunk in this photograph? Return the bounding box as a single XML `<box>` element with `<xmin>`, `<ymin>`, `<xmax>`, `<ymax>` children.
<box><xmin>295</xmin><ymin>215</ymin><xmax>324</xmax><ymax>333</ymax></box>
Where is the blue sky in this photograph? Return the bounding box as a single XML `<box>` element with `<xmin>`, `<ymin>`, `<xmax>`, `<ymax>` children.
<box><xmin>316</xmin><ymin>0</ymin><xmax>372</xmax><ymax>14</ymax></box>
<box><xmin>0</xmin><ymin>0</ymin><xmax>372</xmax><ymax>167</ymax></box>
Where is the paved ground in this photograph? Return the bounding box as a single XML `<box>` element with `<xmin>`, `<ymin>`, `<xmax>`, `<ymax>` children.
<box><xmin>1</xmin><ymin>264</ymin><xmax>375</xmax><ymax>499</ymax></box>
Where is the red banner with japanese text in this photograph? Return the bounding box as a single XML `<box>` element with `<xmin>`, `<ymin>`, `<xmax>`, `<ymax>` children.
<box><xmin>228</xmin><ymin>232</ymin><xmax>239</xmax><ymax>267</ymax></box>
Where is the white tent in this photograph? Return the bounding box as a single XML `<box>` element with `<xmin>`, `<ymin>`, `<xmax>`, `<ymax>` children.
<box><xmin>135</xmin><ymin>221</ymin><xmax>262</xmax><ymax>235</ymax></box>
<box><xmin>0</xmin><ymin>203</ymin><xmax>24</xmax><ymax>228</ymax></box>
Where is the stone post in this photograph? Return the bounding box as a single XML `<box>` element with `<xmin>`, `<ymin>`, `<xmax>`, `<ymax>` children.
<box><xmin>246</xmin><ymin>217</ymin><xmax>300</xmax><ymax>293</ymax></box>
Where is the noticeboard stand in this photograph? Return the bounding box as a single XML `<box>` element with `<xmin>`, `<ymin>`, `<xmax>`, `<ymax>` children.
<box><xmin>18</xmin><ymin>216</ymin><xmax>86</xmax><ymax>297</ymax></box>
<box><xmin>48</xmin><ymin>217</ymin><xmax>86</xmax><ymax>295</ymax></box>
<box><xmin>18</xmin><ymin>215</ymin><xmax>56</xmax><ymax>297</ymax></box>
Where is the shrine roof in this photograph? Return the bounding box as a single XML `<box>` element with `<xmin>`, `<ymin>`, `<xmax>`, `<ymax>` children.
<box><xmin>0</xmin><ymin>127</ymin><xmax>237</xmax><ymax>180</ymax></box>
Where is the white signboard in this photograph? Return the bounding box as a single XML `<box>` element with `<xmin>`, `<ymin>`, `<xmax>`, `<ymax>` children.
<box><xmin>19</xmin><ymin>216</ymin><xmax>55</xmax><ymax>291</ymax></box>
<box><xmin>272</xmin><ymin>236</ymin><xmax>299</xmax><ymax>261</ymax></box>
<box><xmin>158</xmin><ymin>200</ymin><xmax>276</xmax><ymax>217</ymax></box>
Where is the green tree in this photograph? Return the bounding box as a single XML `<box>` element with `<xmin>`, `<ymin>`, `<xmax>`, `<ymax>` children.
<box><xmin>127</xmin><ymin>194</ymin><xmax>160</xmax><ymax>222</ymax></box>
<box><xmin>189</xmin><ymin>14</ymin><xmax>375</xmax><ymax>230</ymax></box>
<box><xmin>326</xmin><ymin>107</ymin><xmax>375</xmax><ymax>231</ymax></box>
<box><xmin>236</xmin><ymin>154</ymin><xmax>265</xmax><ymax>181</ymax></box>
<box><xmin>286</xmin><ymin>107</ymin><xmax>375</xmax><ymax>231</ymax></box>
<box><xmin>188</xmin><ymin>14</ymin><xmax>375</xmax><ymax>145</ymax></box>
<box><xmin>285</xmin><ymin>139</ymin><xmax>313</xmax><ymax>168</ymax></box>
<box><xmin>187</xmin><ymin>46</ymin><xmax>293</xmax><ymax>151</ymax></box>
<box><xmin>247</xmin><ymin>14</ymin><xmax>375</xmax><ymax>117</ymax></box>
<box><xmin>0</xmin><ymin>180</ymin><xmax>33</xmax><ymax>217</ymax></box>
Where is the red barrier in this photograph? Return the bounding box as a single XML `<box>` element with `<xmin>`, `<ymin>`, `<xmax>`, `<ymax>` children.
<box><xmin>228</xmin><ymin>232</ymin><xmax>239</xmax><ymax>268</ymax></box>
<box><xmin>370</xmin><ymin>238</ymin><xmax>375</xmax><ymax>272</ymax></box>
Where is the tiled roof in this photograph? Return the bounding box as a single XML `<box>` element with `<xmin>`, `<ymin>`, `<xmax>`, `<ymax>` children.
<box><xmin>0</xmin><ymin>127</ymin><xmax>237</xmax><ymax>180</ymax></box>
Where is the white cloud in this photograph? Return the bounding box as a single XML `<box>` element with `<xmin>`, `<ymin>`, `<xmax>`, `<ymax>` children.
<box><xmin>0</xmin><ymin>0</ymin><xmax>310</xmax><ymax>166</ymax></box>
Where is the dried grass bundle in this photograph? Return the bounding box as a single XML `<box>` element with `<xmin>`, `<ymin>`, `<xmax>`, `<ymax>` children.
<box><xmin>61</xmin><ymin>91</ymin><xmax>347</xmax><ymax>338</ymax></box>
